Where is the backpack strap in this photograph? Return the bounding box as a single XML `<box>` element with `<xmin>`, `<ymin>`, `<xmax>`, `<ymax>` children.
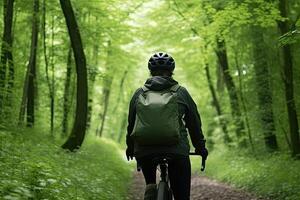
<box><xmin>141</xmin><ymin>86</ymin><xmax>150</xmax><ymax>92</ymax></box>
<box><xmin>170</xmin><ymin>84</ymin><xmax>180</xmax><ymax>92</ymax></box>
<box><xmin>141</xmin><ymin>84</ymin><xmax>180</xmax><ymax>92</ymax></box>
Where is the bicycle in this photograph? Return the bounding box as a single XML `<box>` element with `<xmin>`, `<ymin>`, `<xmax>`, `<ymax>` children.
<box><xmin>137</xmin><ymin>152</ymin><xmax>206</xmax><ymax>200</ymax></box>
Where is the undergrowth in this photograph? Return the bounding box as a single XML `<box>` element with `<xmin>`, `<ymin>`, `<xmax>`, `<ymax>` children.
<box><xmin>0</xmin><ymin>128</ymin><xmax>132</xmax><ymax>200</ymax></box>
<box><xmin>191</xmin><ymin>148</ymin><xmax>300</xmax><ymax>200</ymax></box>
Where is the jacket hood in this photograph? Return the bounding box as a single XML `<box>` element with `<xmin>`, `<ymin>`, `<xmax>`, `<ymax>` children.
<box><xmin>144</xmin><ymin>76</ymin><xmax>178</xmax><ymax>91</ymax></box>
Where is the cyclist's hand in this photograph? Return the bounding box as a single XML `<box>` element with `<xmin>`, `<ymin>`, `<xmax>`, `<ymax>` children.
<box><xmin>126</xmin><ymin>147</ymin><xmax>134</xmax><ymax>161</ymax></box>
<box><xmin>195</xmin><ymin>147</ymin><xmax>208</xmax><ymax>160</ymax></box>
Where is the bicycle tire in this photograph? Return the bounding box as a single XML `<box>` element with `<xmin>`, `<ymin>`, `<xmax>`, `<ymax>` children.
<box><xmin>156</xmin><ymin>181</ymin><xmax>172</xmax><ymax>200</ymax></box>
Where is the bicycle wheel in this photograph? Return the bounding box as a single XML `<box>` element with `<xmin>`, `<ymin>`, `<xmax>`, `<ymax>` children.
<box><xmin>156</xmin><ymin>181</ymin><xmax>172</xmax><ymax>200</ymax></box>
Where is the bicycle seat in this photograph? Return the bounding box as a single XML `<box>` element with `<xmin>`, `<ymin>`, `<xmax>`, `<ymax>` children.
<box><xmin>152</xmin><ymin>156</ymin><xmax>172</xmax><ymax>165</ymax></box>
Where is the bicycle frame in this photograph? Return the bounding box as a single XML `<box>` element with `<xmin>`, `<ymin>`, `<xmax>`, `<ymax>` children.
<box><xmin>156</xmin><ymin>158</ymin><xmax>172</xmax><ymax>200</ymax></box>
<box><xmin>136</xmin><ymin>152</ymin><xmax>205</xmax><ymax>200</ymax></box>
<box><xmin>158</xmin><ymin>159</ymin><xmax>168</xmax><ymax>183</ymax></box>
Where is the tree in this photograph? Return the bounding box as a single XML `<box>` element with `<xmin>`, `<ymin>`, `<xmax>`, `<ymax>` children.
<box><xmin>42</xmin><ymin>0</ymin><xmax>55</xmax><ymax>133</ymax></box>
<box><xmin>0</xmin><ymin>0</ymin><xmax>14</xmax><ymax>113</ymax></box>
<box><xmin>278</xmin><ymin>0</ymin><xmax>300</xmax><ymax>156</ymax></box>
<box><xmin>251</xmin><ymin>26</ymin><xmax>278</xmax><ymax>151</ymax></box>
<box><xmin>60</xmin><ymin>0</ymin><xmax>88</xmax><ymax>151</ymax></box>
<box><xmin>86</xmin><ymin>44</ymin><xmax>98</xmax><ymax>129</ymax></box>
<box><xmin>233</xmin><ymin>51</ymin><xmax>254</xmax><ymax>150</ymax></box>
<box><xmin>205</xmin><ymin>64</ymin><xmax>231</xmax><ymax>143</ymax></box>
<box><xmin>95</xmin><ymin>41</ymin><xmax>114</xmax><ymax>137</ymax></box>
<box><xmin>215</xmin><ymin>39</ymin><xmax>247</xmax><ymax>146</ymax></box>
<box><xmin>18</xmin><ymin>0</ymin><xmax>39</xmax><ymax>126</ymax></box>
<box><xmin>117</xmin><ymin>111</ymin><xmax>127</xmax><ymax>143</ymax></box>
<box><xmin>171</xmin><ymin>0</ymin><xmax>232</xmax><ymax>144</ymax></box>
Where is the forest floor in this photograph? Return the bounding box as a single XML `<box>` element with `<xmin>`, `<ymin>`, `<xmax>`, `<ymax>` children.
<box><xmin>127</xmin><ymin>171</ymin><xmax>267</xmax><ymax>200</ymax></box>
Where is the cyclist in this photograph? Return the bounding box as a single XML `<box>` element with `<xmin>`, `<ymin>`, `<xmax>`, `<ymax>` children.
<box><xmin>126</xmin><ymin>52</ymin><xmax>208</xmax><ymax>200</ymax></box>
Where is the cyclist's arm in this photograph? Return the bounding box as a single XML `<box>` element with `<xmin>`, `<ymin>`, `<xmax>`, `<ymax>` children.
<box><xmin>180</xmin><ymin>87</ymin><xmax>205</xmax><ymax>149</ymax></box>
<box><xmin>126</xmin><ymin>88</ymin><xmax>143</xmax><ymax>150</ymax></box>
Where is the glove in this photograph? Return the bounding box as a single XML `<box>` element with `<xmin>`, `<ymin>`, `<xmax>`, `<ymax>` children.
<box><xmin>126</xmin><ymin>147</ymin><xmax>134</xmax><ymax>161</ymax></box>
<box><xmin>195</xmin><ymin>147</ymin><xmax>208</xmax><ymax>160</ymax></box>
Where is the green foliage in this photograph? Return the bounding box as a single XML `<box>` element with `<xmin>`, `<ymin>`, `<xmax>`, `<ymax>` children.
<box><xmin>191</xmin><ymin>149</ymin><xmax>300</xmax><ymax>200</ymax></box>
<box><xmin>0</xmin><ymin>129</ymin><xmax>132</xmax><ymax>200</ymax></box>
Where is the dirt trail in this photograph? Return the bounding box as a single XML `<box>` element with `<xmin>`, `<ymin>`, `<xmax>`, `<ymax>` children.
<box><xmin>127</xmin><ymin>171</ymin><xmax>267</xmax><ymax>200</ymax></box>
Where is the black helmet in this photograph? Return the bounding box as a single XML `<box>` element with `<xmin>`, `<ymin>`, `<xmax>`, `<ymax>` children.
<box><xmin>148</xmin><ymin>52</ymin><xmax>175</xmax><ymax>71</ymax></box>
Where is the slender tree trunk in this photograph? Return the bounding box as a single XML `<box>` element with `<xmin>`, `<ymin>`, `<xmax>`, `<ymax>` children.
<box><xmin>215</xmin><ymin>39</ymin><xmax>247</xmax><ymax>146</ymax></box>
<box><xmin>5</xmin><ymin>0</ymin><xmax>14</xmax><ymax>106</ymax></box>
<box><xmin>278</xmin><ymin>0</ymin><xmax>300</xmax><ymax>156</ymax></box>
<box><xmin>216</xmin><ymin>59</ymin><xmax>225</xmax><ymax>93</ymax></box>
<box><xmin>86</xmin><ymin>72</ymin><xmax>96</xmax><ymax>129</ymax></box>
<box><xmin>86</xmin><ymin>15</ymin><xmax>98</xmax><ymax>130</ymax></box>
<box><xmin>43</xmin><ymin>0</ymin><xmax>54</xmax><ymax>133</ymax></box>
<box><xmin>234</xmin><ymin>53</ymin><xmax>254</xmax><ymax>151</ymax></box>
<box><xmin>251</xmin><ymin>27</ymin><xmax>278</xmax><ymax>151</ymax></box>
<box><xmin>112</xmin><ymin>69</ymin><xmax>128</xmax><ymax>114</ymax></box>
<box><xmin>50</xmin><ymin>15</ymin><xmax>55</xmax><ymax>133</ymax></box>
<box><xmin>0</xmin><ymin>0</ymin><xmax>14</xmax><ymax>112</ymax></box>
<box><xmin>60</xmin><ymin>0</ymin><xmax>88</xmax><ymax>151</ymax></box>
<box><xmin>97</xmin><ymin>85</ymin><xmax>111</xmax><ymax>137</ymax></box>
<box><xmin>108</xmin><ymin>70</ymin><xmax>128</xmax><ymax>138</ymax></box>
<box><xmin>86</xmin><ymin>44</ymin><xmax>98</xmax><ymax>129</ymax></box>
<box><xmin>62</xmin><ymin>47</ymin><xmax>72</xmax><ymax>137</ymax></box>
<box><xmin>11</xmin><ymin>0</ymin><xmax>17</xmax><ymax>42</ymax></box>
<box><xmin>117</xmin><ymin>112</ymin><xmax>127</xmax><ymax>143</ymax></box>
<box><xmin>5</xmin><ymin>41</ymin><xmax>13</xmax><ymax>104</ymax></box>
<box><xmin>204</xmin><ymin>64</ymin><xmax>231</xmax><ymax>143</ymax></box>
<box><xmin>18</xmin><ymin>69</ymin><xmax>29</xmax><ymax>125</ymax></box>
<box><xmin>277</xmin><ymin>118</ymin><xmax>292</xmax><ymax>150</ymax></box>
<box><xmin>95</xmin><ymin>41</ymin><xmax>113</xmax><ymax>137</ymax></box>
<box><xmin>26</xmin><ymin>0</ymin><xmax>39</xmax><ymax>127</ymax></box>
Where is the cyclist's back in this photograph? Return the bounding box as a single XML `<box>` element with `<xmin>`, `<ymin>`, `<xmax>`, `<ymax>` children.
<box><xmin>126</xmin><ymin>52</ymin><xmax>208</xmax><ymax>200</ymax></box>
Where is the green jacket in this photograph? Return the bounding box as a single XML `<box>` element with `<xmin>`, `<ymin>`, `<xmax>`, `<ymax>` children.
<box><xmin>126</xmin><ymin>76</ymin><xmax>205</xmax><ymax>158</ymax></box>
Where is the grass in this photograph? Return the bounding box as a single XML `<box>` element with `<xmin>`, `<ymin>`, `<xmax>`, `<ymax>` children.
<box><xmin>191</xmin><ymin>147</ymin><xmax>300</xmax><ymax>200</ymax></box>
<box><xmin>3</xmin><ymin>126</ymin><xmax>299</xmax><ymax>200</ymax></box>
<box><xmin>0</xmin><ymin>128</ymin><xmax>133</xmax><ymax>200</ymax></box>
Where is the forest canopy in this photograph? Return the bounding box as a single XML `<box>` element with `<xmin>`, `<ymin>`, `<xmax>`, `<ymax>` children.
<box><xmin>2</xmin><ymin>0</ymin><xmax>298</xmax><ymax>153</ymax></box>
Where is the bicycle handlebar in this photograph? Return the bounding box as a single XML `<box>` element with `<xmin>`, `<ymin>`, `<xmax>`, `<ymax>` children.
<box><xmin>189</xmin><ymin>152</ymin><xmax>206</xmax><ymax>172</ymax></box>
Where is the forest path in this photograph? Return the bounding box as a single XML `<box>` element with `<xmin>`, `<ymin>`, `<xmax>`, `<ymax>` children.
<box><xmin>127</xmin><ymin>171</ymin><xmax>266</xmax><ymax>200</ymax></box>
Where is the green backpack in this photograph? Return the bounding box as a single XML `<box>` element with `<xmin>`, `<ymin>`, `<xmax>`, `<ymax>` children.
<box><xmin>131</xmin><ymin>84</ymin><xmax>181</xmax><ymax>146</ymax></box>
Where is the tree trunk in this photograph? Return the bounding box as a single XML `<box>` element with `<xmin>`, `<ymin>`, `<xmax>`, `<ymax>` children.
<box><xmin>62</xmin><ymin>47</ymin><xmax>72</xmax><ymax>137</ymax></box>
<box><xmin>215</xmin><ymin>39</ymin><xmax>247</xmax><ymax>146</ymax></box>
<box><xmin>5</xmin><ymin>0</ymin><xmax>14</xmax><ymax>106</ymax></box>
<box><xmin>86</xmin><ymin>44</ymin><xmax>98</xmax><ymax>129</ymax></box>
<box><xmin>60</xmin><ymin>0</ymin><xmax>88</xmax><ymax>151</ymax></box>
<box><xmin>234</xmin><ymin>53</ymin><xmax>254</xmax><ymax>151</ymax></box>
<box><xmin>96</xmin><ymin>85</ymin><xmax>111</xmax><ymax>137</ymax></box>
<box><xmin>204</xmin><ymin>64</ymin><xmax>231</xmax><ymax>144</ymax></box>
<box><xmin>95</xmin><ymin>41</ymin><xmax>113</xmax><ymax>137</ymax></box>
<box><xmin>5</xmin><ymin>38</ymin><xmax>14</xmax><ymax>105</ymax></box>
<box><xmin>26</xmin><ymin>0</ymin><xmax>39</xmax><ymax>127</ymax></box>
<box><xmin>251</xmin><ymin>27</ymin><xmax>278</xmax><ymax>151</ymax></box>
<box><xmin>0</xmin><ymin>0</ymin><xmax>14</xmax><ymax>112</ymax></box>
<box><xmin>18</xmin><ymin>69</ymin><xmax>29</xmax><ymax>125</ymax></box>
<box><xmin>50</xmin><ymin>15</ymin><xmax>55</xmax><ymax>133</ymax></box>
<box><xmin>278</xmin><ymin>0</ymin><xmax>300</xmax><ymax>156</ymax></box>
<box><xmin>43</xmin><ymin>0</ymin><xmax>55</xmax><ymax>133</ymax></box>
<box><xmin>117</xmin><ymin>112</ymin><xmax>127</xmax><ymax>143</ymax></box>
<box><xmin>112</xmin><ymin>69</ymin><xmax>128</xmax><ymax>114</ymax></box>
